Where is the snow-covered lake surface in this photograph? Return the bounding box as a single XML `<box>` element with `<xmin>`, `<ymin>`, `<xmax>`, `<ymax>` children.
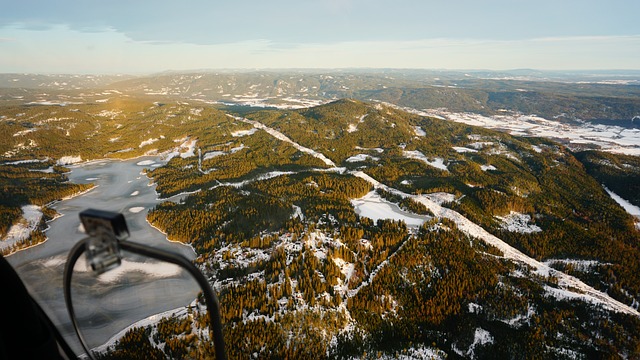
<box><xmin>5</xmin><ymin>157</ymin><xmax>198</xmax><ymax>354</ymax></box>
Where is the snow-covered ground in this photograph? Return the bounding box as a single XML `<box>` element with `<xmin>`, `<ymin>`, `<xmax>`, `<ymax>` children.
<box><xmin>160</xmin><ymin>137</ymin><xmax>198</xmax><ymax>161</ymax></box>
<box><xmin>413</xmin><ymin>126</ymin><xmax>427</xmax><ymax>137</ymax></box>
<box><xmin>422</xmin><ymin>192</ymin><xmax>456</xmax><ymax>205</ymax></box>
<box><xmin>345</xmin><ymin>154</ymin><xmax>379</xmax><ymax>163</ymax></box>
<box><xmin>57</xmin><ymin>155</ymin><xmax>83</xmax><ymax>165</ymax></box>
<box><xmin>231</xmin><ymin>128</ymin><xmax>258</xmax><ymax>137</ymax></box>
<box><xmin>419</xmin><ymin>108</ymin><xmax>640</xmax><ymax>156</ymax></box>
<box><xmin>452</xmin><ymin>146</ymin><xmax>478</xmax><ymax>153</ymax></box>
<box><xmin>453</xmin><ymin>328</ymin><xmax>494</xmax><ymax>359</ymax></box>
<box><xmin>211</xmin><ymin>113</ymin><xmax>640</xmax><ymax>318</ymax></box>
<box><xmin>0</xmin><ymin>205</ymin><xmax>43</xmax><ymax>252</ymax></box>
<box><xmin>604</xmin><ymin>187</ymin><xmax>640</xmax><ymax>230</ymax></box>
<box><xmin>494</xmin><ymin>212</ymin><xmax>542</xmax><ymax>234</ymax></box>
<box><xmin>604</xmin><ymin>187</ymin><xmax>640</xmax><ymax>217</ymax></box>
<box><xmin>349</xmin><ymin>170</ymin><xmax>640</xmax><ymax>317</ymax></box>
<box><xmin>402</xmin><ymin>150</ymin><xmax>448</xmax><ymax>171</ymax></box>
<box><xmin>351</xmin><ymin>191</ymin><xmax>426</xmax><ymax>227</ymax></box>
<box><xmin>544</xmin><ymin>259</ymin><xmax>609</xmax><ymax>272</ymax></box>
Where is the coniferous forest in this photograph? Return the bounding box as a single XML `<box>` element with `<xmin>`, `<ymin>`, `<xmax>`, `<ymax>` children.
<box><xmin>1</xmin><ymin>78</ymin><xmax>639</xmax><ymax>359</ymax></box>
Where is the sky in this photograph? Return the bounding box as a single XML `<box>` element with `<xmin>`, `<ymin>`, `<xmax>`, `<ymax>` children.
<box><xmin>1</xmin><ymin>0</ymin><xmax>639</xmax><ymax>74</ymax></box>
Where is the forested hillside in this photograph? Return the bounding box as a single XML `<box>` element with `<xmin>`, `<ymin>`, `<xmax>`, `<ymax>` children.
<box><xmin>139</xmin><ymin>100</ymin><xmax>640</xmax><ymax>358</ymax></box>
<box><xmin>1</xmin><ymin>92</ymin><xmax>639</xmax><ymax>358</ymax></box>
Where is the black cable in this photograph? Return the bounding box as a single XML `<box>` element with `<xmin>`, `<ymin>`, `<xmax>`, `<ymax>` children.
<box><xmin>119</xmin><ymin>240</ymin><xmax>227</xmax><ymax>360</ymax></box>
<box><xmin>63</xmin><ymin>239</ymin><xmax>96</xmax><ymax>360</ymax></box>
<box><xmin>64</xmin><ymin>239</ymin><xmax>227</xmax><ymax>360</ymax></box>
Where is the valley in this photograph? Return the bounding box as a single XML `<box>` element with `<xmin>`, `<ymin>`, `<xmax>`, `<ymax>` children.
<box><xmin>1</xmin><ymin>71</ymin><xmax>639</xmax><ymax>359</ymax></box>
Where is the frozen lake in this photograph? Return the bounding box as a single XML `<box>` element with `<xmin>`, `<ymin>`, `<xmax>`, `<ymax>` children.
<box><xmin>6</xmin><ymin>157</ymin><xmax>199</xmax><ymax>354</ymax></box>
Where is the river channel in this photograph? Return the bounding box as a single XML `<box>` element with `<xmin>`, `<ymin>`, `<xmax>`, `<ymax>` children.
<box><xmin>6</xmin><ymin>157</ymin><xmax>199</xmax><ymax>354</ymax></box>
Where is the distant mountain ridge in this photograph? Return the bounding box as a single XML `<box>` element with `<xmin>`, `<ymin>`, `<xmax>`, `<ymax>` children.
<box><xmin>2</xmin><ymin>70</ymin><xmax>640</xmax><ymax>124</ymax></box>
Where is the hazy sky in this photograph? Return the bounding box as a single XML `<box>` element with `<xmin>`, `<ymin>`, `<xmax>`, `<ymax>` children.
<box><xmin>1</xmin><ymin>0</ymin><xmax>639</xmax><ymax>73</ymax></box>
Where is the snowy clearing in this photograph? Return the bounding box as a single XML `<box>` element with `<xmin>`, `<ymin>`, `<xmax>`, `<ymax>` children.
<box><xmin>57</xmin><ymin>155</ymin><xmax>82</xmax><ymax>165</ymax></box>
<box><xmin>345</xmin><ymin>154</ymin><xmax>379</xmax><ymax>163</ymax></box>
<box><xmin>201</xmin><ymin>151</ymin><xmax>223</xmax><ymax>161</ymax></box>
<box><xmin>605</xmin><ymin>187</ymin><xmax>640</xmax><ymax>217</ymax></box>
<box><xmin>494</xmin><ymin>212</ymin><xmax>542</xmax><ymax>234</ymax></box>
<box><xmin>138</xmin><ymin>138</ymin><xmax>160</xmax><ymax>148</ymax></box>
<box><xmin>452</xmin><ymin>146</ymin><xmax>478</xmax><ymax>153</ymax></box>
<box><xmin>413</xmin><ymin>126</ymin><xmax>426</xmax><ymax>137</ymax></box>
<box><xmin>423</xmin><ymin>192</ymin><xmax>456</xmax><ymax>205</ymax></box>
<box><xmin>544</xmin><ymin>259</ymin><xmax>609</xmax><ymax>272</ymax></box>
<box><xmin>351</xmin><ymin>191</ymin><xmax>426</xmax><ymax>227</ymax></box>
<box><xmin>231</xmin><ymin>128</ymin><xmax>258</xmax><ymax>137</ymax></box>
<box><xmin>402</xmin><ymin>150</ymin><xmax>448</xmax><ymax>171</ymax></box>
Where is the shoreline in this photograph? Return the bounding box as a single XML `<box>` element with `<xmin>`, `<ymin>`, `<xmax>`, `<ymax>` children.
<box><xmin>3</xmin><ymin>186</ymin><xmax>97</xmax><ymax>257</ymax></box>
<box><xmin>4</xmin><ymin>155</ymin><xmax>169</xmax><ymax>258</ymax></box>
<box><xmin>146</xmin><ymin>220</ymin><xmax>197</xmax><ymax>258</ymax></box>
<box><xmin>90</xmin><ymin>302</ymin><xmax>194</xmax><ymax>355</ymax></box>
<box><xmin>2</xmin><ymin>237</ymin><xmax>49</xmax><ymax>257</ymax></box>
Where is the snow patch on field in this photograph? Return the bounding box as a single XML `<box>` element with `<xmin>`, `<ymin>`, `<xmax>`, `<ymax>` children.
<box><xmin>423</xmin><ymin>192</ymin><xmax>456</xmax><ymax>205</ymax></box>
<box><xmin>604</xmin><ymin>187</ymin><xmax>640</xmax><ymax>217</ymax></box>
<box><xmin>481</xmin><ymin>164</ymin><xmax>497</xmax><ymax>171</ymax></box>
<box><xmin>544</xmin><ymin>259</ymin><xmax>608</xmax><ymax>272</ymax></box>
<box><xmin>453</xmin><ymin>328</ymin><xmax>494</xmax><ymax>359</ymax></box>
<box><xmin>346</xmin><ymin>123</ymin><xmax>358</xmax><ymax>133</ymax></box>
<box><xmin>0</xmin><ymin>205</ymin><xmax>43</xmax><ymax>252</ymax></box>
<box><xmin>95</xmin><ymin>109</ymin><xmax>121</xmax><ymax>119</ymax></box>
<box><xmin>379</xmin><ymin>345</ymin><xmax>446</xmax><ymax>359</ymax></box>
<box><xmin>345</xmin><ymin>154</ymin><xmax>379</xmax><ymax>163</ymax></box>
<box><xmin>129</xmin><ymin>207</ymin><xmax>145</xmax><ymax>214</ymax></box>
<box><xmin>13</xmin><ymin>128</ymin><xmax>37</xmax><ymax>137</ymax></box>
<box><xmin>403</xmin><ymin>150</ymin><xmax>448</xmax><ymax>171</ymax></box>
<box><xmin>57</xmin><ymin>155</ymin><xmax>82</xmax><ymax>165</ymax></box>
<box><xmin>468</xmin><ymin>141</ymin><xmax>494</xmax><ymax>150</ymax></box>
<box><xmin>162</xmin><ymin>138</ymin><xmax>198</xmax><ymax>161</ymax></box>
<box><xmin>453</xmin><ymin>146</ymin><xmax>478</xmax><ymax>153</ymax></box>
<box><xmin>139</xmin><ymin>138</ymin><xmax>160</xmax><ymax>148</ymax></box>
<box><xmin>413</xmin><ymin>126</ymin><xmax>426</xmax><ymax>137</ymax></box>
<box><xmin>231</xmin><ymin>128</ymin><xmax>258</xmax><ymax>137</ymax></box>
<box><xmin>495</xmin><ymin>212</ymin><xmax>542</xmax><ymax>234</ymax></box>
<box><xmin>332</xmin><ymin>258</ymin><xmax>355</xmax><ymax>284</ymax></box>
<box><xmin>203</xmin><ymin>151</ymin><xmax>225</xmax><ymax>160</ymax></box>
<box><xmin>354</xmin><ymin>146</ymin><xmax>384</xmax><ymax>153</ymax></box>
<box><xmin>351</xmin><ymin>191</ymin><xmax>425</xmax><ymax>227</ymax></box>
